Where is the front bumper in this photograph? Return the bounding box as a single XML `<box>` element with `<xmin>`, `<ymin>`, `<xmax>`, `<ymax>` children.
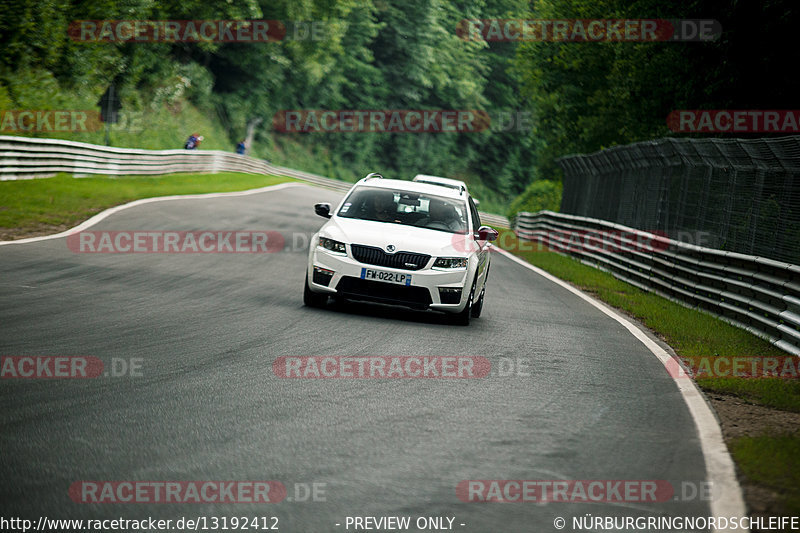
<box><xmin>308</xmin><ymin>246</ymin><xmax>471</xmax><ymax>312</ymax></box>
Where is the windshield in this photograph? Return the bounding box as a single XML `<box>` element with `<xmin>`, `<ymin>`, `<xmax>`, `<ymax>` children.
<box><xmin>338</xmin><ymin>186</ymin><xmax>468</xmax><ymax>233</ymax></box>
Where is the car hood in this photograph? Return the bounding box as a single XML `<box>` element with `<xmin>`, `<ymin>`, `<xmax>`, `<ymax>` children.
<box><xmin>321</xmin><ymin>217</ymin><xmax>472</xmax><ymax>256</ymax></box>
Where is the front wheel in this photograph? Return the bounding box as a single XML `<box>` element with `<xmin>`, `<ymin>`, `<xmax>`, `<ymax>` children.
<box><xmin>452</xmin><ymin>281</ymin><xmax>475</xmax><ymax>326</ymax></box>
<box><xmin>303</xmin><ymin>272</ymin><xmax>328</xmax><ymax>308</ymax></box>
<box><xmin>471</xmin><ymin>285</ymin><xmax>485</xmax><ymax>318</ymax></box>
<box><xmin>471</xmin><ymin>263</ymin><xmax>489</xmax><ymax>318</ymax></box>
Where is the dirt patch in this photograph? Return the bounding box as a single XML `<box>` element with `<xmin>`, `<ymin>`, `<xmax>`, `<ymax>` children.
<box><xmin>708</xmin><ymin>393</ymin><xmax>800</xmax><ymax>440</ymax></box>
<box><xmin>0</xmin><ymin>223</ymin><xmax>73</xmax><ymax>241</ymax></box>
<box><xmin>707</xmin><ymin>393</ymin><xmax>799</xmax><ymax>522</ymax></box>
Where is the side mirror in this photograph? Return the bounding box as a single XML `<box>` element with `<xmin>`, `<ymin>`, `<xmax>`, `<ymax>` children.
<box><xmin>473</xmin><ymin>198</ymin><xmax>480</xmax><ymax>207</ymax></box>
<box><xmin>314</xmin><ymin>203</ymin><xmax>332</xmax><ymax>218</ymax></box>
<box><xmin>477</xmin><ymin>226</ymin><xmax>498</xmax><ymax>242</ymax></box>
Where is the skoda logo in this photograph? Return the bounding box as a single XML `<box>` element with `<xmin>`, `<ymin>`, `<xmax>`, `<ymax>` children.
<box><xmin>386</xmin><ymin>244</ymin><xmax>396</xmax><ymax>253</ymax></box>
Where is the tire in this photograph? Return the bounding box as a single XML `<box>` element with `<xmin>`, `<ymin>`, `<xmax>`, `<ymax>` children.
<box><xmin>471</xmin><ymin>263</ymin><xmax>490</xmax><ymax>318</ymax></box>
<box><xmin>471</xmin><ymin>285</ymin><xmax>485</xmax><ymax>318</ymax></box>
<box><xmin>452</xmin><ymin>280</ymin><xmax>475</xmax><ymax>326</ymax></box>
<box><xmin>303</xmin><ymin>271</ymin><xmax>328</xmax><ymax>308</ymax></box>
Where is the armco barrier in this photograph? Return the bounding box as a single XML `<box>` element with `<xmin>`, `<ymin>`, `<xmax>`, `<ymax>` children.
<box><xmin>514</xmin><ymin>210</ymin><xmax>800</xmax><ymax>356</ymax></box>
<box><xmin>0</xmin><ymin>135</ymin><xmax>508</xmax><ymax>227</ymax></box>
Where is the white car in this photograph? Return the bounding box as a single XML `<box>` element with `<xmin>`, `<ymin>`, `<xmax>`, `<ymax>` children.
<box><xmin>304</xmin><ymin>173</ymin><xmax>497</xmax><ymax>324</ymax></box>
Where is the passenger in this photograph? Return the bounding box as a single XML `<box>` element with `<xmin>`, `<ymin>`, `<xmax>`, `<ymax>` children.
<box><xmin>425</xmin><ymin>200</ymin><xmax>463</xmax><ymax>232</ymax></box>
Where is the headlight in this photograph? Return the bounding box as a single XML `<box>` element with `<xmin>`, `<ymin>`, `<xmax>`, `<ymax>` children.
<box><xmin>433</xmin><ymin>257</ymin><xmax>468</xmax><ymax>270</ymax></box>
<box><xmin>318</xmin><ymin>237</ymin><xmax>347</xmax><ymax>255</ymax></box>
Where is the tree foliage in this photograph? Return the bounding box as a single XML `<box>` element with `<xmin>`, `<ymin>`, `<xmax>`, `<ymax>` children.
<box><xmin>515</xmin><ymin>0</ymin><xmax>800</xmax><ymax>183</ymax></box>
<box><xmin>1</xmin><ymin>0</ymin><xmax>797</xmax><ymax>213</ymax></box>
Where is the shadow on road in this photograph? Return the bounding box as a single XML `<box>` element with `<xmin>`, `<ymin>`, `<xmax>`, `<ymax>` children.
<box><xmin>301</xmin><ymin>298</ymin><xmax>473</xmax><ymax>327</ymax></box>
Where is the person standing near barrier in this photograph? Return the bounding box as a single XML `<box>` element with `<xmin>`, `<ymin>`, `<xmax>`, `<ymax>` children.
<box><xmin>184</xmin><ymin>133</ymin><xmax>203</xmax><ymax>150</ymax></box>
<box><xmin>236</xmin><ymin>140</ymin><xmax>246</xmax><ymax>155</ymax></box>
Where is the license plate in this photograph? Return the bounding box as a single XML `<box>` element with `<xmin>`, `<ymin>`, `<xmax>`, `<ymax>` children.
<box><xmin>360</xmin><ymin>268</ymin><xmax>412</xmax><ymax>286</ymax></box>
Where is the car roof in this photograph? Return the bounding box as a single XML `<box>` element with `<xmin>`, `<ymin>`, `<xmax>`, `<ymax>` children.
<box><xmin>356</xmin><ymin>176</ymin><xmax>466</xmax><ymax>200</ymax></box>
<box><xmin>412</xmin><ymin>174</ymin><xmax>468</xmax><ymax>190</ymax></box>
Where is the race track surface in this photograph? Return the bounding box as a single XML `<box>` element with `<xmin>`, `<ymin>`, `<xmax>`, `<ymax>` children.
<box><xmin>0</xmin><ymin>184</ymin><xmax>712</xmax><ymax>532</ymax></box>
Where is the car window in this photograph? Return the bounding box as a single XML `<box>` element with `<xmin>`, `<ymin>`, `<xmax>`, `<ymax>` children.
<box><xmin>338</xmin><ymin>186</ymin><xmax>468</xmax><ymax>233</ymax></box>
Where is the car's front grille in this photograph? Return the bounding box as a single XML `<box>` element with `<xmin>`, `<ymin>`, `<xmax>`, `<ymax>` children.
<box><xmin>350</xmin><ymin>244</ymin><xmax>430</xmax><ymax>271</ymax></box>
<box><xmin>336</xmin><ymin>277</ymin><xmax>432</xmax><ymax>310</ymax></box>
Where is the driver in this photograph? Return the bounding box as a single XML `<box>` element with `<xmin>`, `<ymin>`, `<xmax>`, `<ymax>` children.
<box><xmin>370</xmin><ymin>191</ymin><xmax>396</xmax><ymax>222</ymax></box>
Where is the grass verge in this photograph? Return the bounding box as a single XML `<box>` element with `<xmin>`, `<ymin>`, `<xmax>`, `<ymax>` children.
<box><xmin>0</xmin><ymin>172</ymin><xmax>294</xmax><ymax>239</ymax></box>
<box><xmin>731</xmin><ymin>434</ymin><xmax>800</xmax><ymax>514</ymax></box>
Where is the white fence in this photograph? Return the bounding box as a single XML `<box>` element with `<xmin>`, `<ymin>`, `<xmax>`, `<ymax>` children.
<box><xmin>0</xmin><ymin>135</ymin><xmax>509</xmax><ymax>226</ymax></box>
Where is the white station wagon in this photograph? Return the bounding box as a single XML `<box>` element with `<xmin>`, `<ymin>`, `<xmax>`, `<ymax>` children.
<box><xmin>304</xmin><ymin>173</ymin><xmax>497</xmax><ymax>325</ymax></box>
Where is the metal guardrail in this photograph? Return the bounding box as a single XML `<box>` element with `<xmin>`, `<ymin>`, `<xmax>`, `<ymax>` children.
<box><xmin>474</xmin><ymin>212</ymin><xmax>509</xmax><ymax>228</ymax></box>
<box><xmin>0</xmin><ymin>135</ymin><xmax>508</xmax><ymax>226</ymax></box>
<box><xmin>514</xmin><ymin>210</ymin><xmax>800</xmax><ymax>356</ymax></box>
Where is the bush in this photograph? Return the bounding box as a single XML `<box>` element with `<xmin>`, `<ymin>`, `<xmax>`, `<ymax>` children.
<box><xmin>508</xmin><ymin>179</ymin><xmax>562</xmax><ymax>220</ymax></box>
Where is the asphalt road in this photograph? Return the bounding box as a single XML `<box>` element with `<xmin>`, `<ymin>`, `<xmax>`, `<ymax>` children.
<box><xmin>0</xmin><ymin>184</ymin><xmax>713</xmax><ymax>532</ymax></box>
